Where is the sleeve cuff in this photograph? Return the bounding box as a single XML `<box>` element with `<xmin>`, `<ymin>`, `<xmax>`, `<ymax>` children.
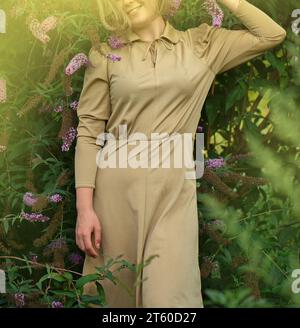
<box><xmin>232</xmin><ymin>0</ymin><xmax>243</xmax><ymax>15</ymax></box>
<box><xmin>75</xmin><ymin>184</ymin><xmax>95</xmax><ymax>189</ymax></box>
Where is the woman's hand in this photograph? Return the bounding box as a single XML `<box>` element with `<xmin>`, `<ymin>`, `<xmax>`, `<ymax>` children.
<box><xmin>76</xmin><ymin>208</ymin><xmax>102</xmax><ymax>258</ymax></box>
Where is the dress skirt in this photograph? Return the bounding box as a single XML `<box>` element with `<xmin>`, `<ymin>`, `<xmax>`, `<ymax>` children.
<box><xmin>81</xmin><ymin>134</ymin><xmax>203</xmax><ymax>308</ymax></box>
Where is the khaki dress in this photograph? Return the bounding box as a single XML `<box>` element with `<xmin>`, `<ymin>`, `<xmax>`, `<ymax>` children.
<box><xmin>74</xmin><ymin>0</ymin><xmax>286</xmax><ymax>308</ymax></box>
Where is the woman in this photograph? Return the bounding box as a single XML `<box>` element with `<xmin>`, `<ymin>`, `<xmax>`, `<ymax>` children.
<box><xmin>74</xmin><ymin>0</ymin><xmax>286</xmax><ymax>308</ymax></box>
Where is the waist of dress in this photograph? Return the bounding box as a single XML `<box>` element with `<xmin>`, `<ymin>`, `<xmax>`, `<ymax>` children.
<box><xmin>97</xmin><ymin>132</ymin><xmax>195</xmax><ymax>146</ymax></box>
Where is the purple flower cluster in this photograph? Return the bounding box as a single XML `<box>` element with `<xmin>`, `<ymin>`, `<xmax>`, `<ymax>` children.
<box><xmin>48</xmin><ymin>193</ymin><xmax>63</xmax><ymax>203</ymax></box>
<box><xmin>61</xmin><ymin>127</ymin><xmax>76</xmax><ymax>152</ymax></box>
<box><xmin>65</xmin><ymin>53</ymin><xmax>89</xmax><ymax>76</ymax></box>
<box><xmin>202</xmin><ymin>0</ymin><xmax>224</xmax><ymax>28</ymax></box>
<box><xmin>197</xmin><ymin>125</ymin><xmax>204</xmax><ymax>133</ymax></box>
<box><xmin>54</xmin><ymin>105</ymin><xmax>63</xmax><ymax>113</ymax></box>
<box><xmin>165</xmin><ymin>0</ymin><xmax>182</xmax><ymax>18</ymax></box>
<box><xmin>212</xmin><ymin>13</ymin><xmax>224</xmax><ymax>28</ymax></box>
<box><xmin>20</xmin><ymin>210</ymin><xmax>50</xmax><ymax>223</ymax></box>
<box><xmin>106</xmin><ymin>53</ymin><xmax>122</xmax><ymax>62</ymax></box>
<box><xmin>28</xmin><ymin>252</ymin><xmax>38</xmax><ymax>263</ymax></box>
<box><xmin>14</xmin><ymin>293</ymin><xmax>25</xmax><ymax>308</ymax></box>
<box><xmin>51</xmin><ymin>300</ymin><xmax>64</xmax><ymax>308</ymax></box>
<box><xmin>23</xmin><ymin>192</ymin><xmax>38</xmax><ymax>207</ymax></box>
<box><xmin>68</xmin><ymin>252</ymin><xmax>84</xmax><ymax>265</ymax></box>
<box><xmin>108</xmin><ymin>35</ymin><xmax>124</xmax><ymax>49</ymax></box>
<box><xmin>205</xmin><ymin>157</ymin><xmax>225</xmax><ymax>169</ymax></box>
<box><xmin>45</xmin><ymin>238</ymin><xmax>67</xmax><ymax>251</ymax></box>
<box><xmin>70</xmin><ymin>100</ymin><xmax>79</xmax><ymax>111</ymax></box>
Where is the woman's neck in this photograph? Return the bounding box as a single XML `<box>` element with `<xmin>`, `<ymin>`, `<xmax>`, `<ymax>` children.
<box><xmin>132</xmin><ymin>16</ymin><xmax>166</xmax><ymax>42</ymax></box>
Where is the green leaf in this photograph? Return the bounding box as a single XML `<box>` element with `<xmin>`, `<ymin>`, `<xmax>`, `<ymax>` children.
<box><xmin>76</xmin><ymin>274</ymin><xmax>100</xmax><ymax>289</ymax></box>
<box><xmin>265</xmin><ymin>52</ymin><xmax>286</xmax><ymax>77</ymax></box>
<box><xmin>51</xmin><ymin>290</ymin><xmax>77</xmax><ymax>297</ymax></box>
<box><xmin>95</xmin><ymin>281</ymin><xmax>106</xmax><ymax>304</ymax></box>
<box><xmin>3</xmin><ymin>219</ymin><xmax>9</xmax><ymax>234</ymax></box>
<box><xmin>49</xmin><ymin>273</ymin><xmax>67</xmax><ymax>283</ymax></box>
<box><xmin>225</xmin><ymin>83</ymin><xmax>247</xmax><ymax>112</ymax></box>
<box><xmin>63</xmin><ymin>272</ymin><xmax>74</xmax><ymax>283</ymax></box>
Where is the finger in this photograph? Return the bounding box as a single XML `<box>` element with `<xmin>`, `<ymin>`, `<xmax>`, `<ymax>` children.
<box><xmin>75</xmin><ymin>222</ymin><xmax>83</xmax><ymax>250</ymax></box>
<box><xmin>75</xmin><ymin>227</ymin><xmax>80</xmax><ymax>248</ymax></box>
<box><xmin>93</xmin><ymin>225</ymin><xmax>101</xmax><ymax>249</ymax></box>
<box><xmin>83</xmin><ymin>233</ymin><xmax>98</xmax><ymax>257</ymax></box>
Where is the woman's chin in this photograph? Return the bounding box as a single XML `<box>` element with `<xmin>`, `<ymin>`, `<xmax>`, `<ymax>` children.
<box><xmin>130</xmin><ymin>17</ymin><xmax>149</xmax><ymax>28</ymax></box>
<box><xmin>130</xmin><ymin>14</ymin><xmax>159</xmax><ymax>29</ymax></box>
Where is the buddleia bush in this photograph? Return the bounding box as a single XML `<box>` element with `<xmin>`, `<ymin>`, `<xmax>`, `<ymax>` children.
<box><xmin>198</xmin><ymin>0</ymin><xmax>300</xmax><ymax>307</ymax></box>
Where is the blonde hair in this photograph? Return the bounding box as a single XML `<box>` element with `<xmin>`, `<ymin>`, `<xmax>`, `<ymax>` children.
<box><xmin>97</xmin><ymin>0</ymin><xmax>172</xmax><ymax>34</ymax></box>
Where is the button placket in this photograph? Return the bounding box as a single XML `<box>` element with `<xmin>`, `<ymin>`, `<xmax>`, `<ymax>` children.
<box><xmin>142</xmin><ymin>38</ymin><xmax>174</xmax><ymax>67</ymax></box>
<box><xmin>142</xmin><ymin>41</ymin><xmax>157</xmax><ymax>67</ymax></box>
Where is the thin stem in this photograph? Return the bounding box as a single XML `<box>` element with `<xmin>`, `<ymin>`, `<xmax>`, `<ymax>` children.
<box><xmin>0</xmin><ymin>255</ymin><xmax>82</xmax><ymax>276</ymax></box>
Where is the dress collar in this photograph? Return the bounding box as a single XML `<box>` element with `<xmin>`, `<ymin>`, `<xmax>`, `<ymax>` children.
<box><xmin>122</xmin><ymin>19</ymin><xmax>181</xmax><ymax>45</ymax></box>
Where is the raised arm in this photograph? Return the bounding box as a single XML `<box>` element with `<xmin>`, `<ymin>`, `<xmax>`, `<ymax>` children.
<box><xmin>189</xmin><ymin>0</ymin><xmax>287</xmax><ymax>74</ymax></box>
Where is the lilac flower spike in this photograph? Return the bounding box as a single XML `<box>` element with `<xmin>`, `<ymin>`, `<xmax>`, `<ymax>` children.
<box><xmin>61</xmin><ymin>127</ymin><xmax>77</xmax><ymax>152</ymax></box>
<box><xmin>70</xmin><ymin>100</ymin><xmax>79</xmax><ymax>111</ymax></box>
<box><xmin>23</xmin><ymin>192</ymin><xmax>38</xmax><ymax>207</ymax></box>
<box><xmin>68</xmin><ymin>252</ymin><xmax>84</xmax><ymax>265</ymax></box>
<box><xmin>212</xmin><ymin>13</ymin><xmax>224</xmax><ymax>28</ymax></box>
<box><xmin>45</xmin><ymin>238</ymin><xmax>67</xmax><ymax>251</ymax></box>
<box><xmin>106</xmin><ymin>53</ymin><xmax>122</xmax><ymax>62</ymax></box>
<box><xmin>51</xmin><ymin>301</ymin><xmax>64</xmax><ymax>308</ymax></box>
<box><xmin>202</xmin><ymin>0</ymin><xmax>224</xmax><ymax>28</ymax></box>
<box><xmin>14</xmin><ymin>293</ymin><xmax>25</xmax><ymax>308</ymax></box>
<box><xmin>197</xmin><ymin>125</ymin><xmax>204</xmax><ymax>133</ymax></box>
<box><xmin>48</xmin><ymin>193</ymin><xmax>63</xmax><ymax>203</ymax></box>
<box><xmin>20</xmin><ymin>211</ymin><xmax>50</xmax><ymax>223</ymax></box>
<box><xmin>166</xmin><ymin>0</ymin><xmax>182</xmax><ymax>18</ymax></box>
<box><xmin>205</xmin><ymin>157</ymin><xmax>225</xmax><ymax>169</ymax></box>
<box><xmin>54</xmin><ymin>105</ymin><xmax>63</xmax><ymax>113</ymax></box>
<box><xmin>108</xmin><ymin>35</ymin><xmax>124</xmax><ymax>49</ymax></box>
<box><xmin>65</xmin><ymin>53</ymin><xmax>89</xmax><ymax>76</ymax></box>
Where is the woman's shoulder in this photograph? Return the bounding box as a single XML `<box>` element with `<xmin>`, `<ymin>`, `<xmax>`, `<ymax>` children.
<box><xmin>87</xmin><ymin>41</ymin><xmax>122</xmax><ymax>68</ymax></box>
<box><xmin>85</xmin><ymin>43</ymin><xmax>111</xmax><ymax>82</ymax></box>
<box><xmin>88</xmin><ymin>42</ymin><xmax>111</xmax><ymax>61</ymax></box>
<box><xmin>184</xmin><ymin>22</ymin><xmax>215</xmax><ymax>46</ymax></box>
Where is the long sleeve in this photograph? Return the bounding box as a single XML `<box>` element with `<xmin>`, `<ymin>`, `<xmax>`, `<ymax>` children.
<box><xmin>189</xmin><ymin>0</ymin><xmax>287</xmax><ymax>74</ymax></box>
<box><xmin>74</xmin><ymin>47</ymin><xmax>111</xmax><ymax>189</ymax></box>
